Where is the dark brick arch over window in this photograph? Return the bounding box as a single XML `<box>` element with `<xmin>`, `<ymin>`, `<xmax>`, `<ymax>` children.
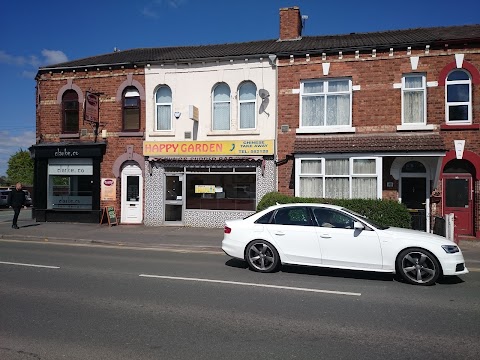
<box><xmin>438</xmin><ymin>60</ymin><xmax>480</xmax><ymax>86</ymax></box>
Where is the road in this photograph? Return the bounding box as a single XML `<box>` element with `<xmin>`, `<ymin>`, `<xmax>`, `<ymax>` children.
<box><xmin>1</xmin><ymin>240</ymin><xmax>479</xmax><ymax>360</ymax></box>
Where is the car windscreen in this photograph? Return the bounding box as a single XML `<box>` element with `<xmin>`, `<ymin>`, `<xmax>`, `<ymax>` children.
<box><xmin>341</xmin><ymin>208</ymin><xmax>390</xmax><ymax>230</ymax></box>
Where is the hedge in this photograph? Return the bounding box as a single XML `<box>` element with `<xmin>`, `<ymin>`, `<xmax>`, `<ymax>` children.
<box><xmin>257</xmin><ymin>192</ymin><xmax>411</xmax><ymax>229</ymax></box>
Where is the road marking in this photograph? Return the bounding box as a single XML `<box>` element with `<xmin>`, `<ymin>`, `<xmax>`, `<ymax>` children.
<box><xmin>139</xmin><ymin>274</ymin><xmax>361</xmax><ymax>296</ymax></box>
<box><xmin>0</xmin><ymin>261</ymin><xmax>60</xmax><ymax>269</ymax></box>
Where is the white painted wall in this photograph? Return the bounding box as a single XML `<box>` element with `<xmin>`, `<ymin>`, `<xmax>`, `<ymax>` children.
<box><xmin>144</xmin><ymin>58</ymin><xmax>276</xmax><ymax>142</ymax></box>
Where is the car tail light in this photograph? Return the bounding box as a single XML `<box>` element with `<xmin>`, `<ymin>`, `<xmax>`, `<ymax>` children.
<box><xmin>224</xmin><ymin>226</ymin><xmax>232</xmax><ymax>234</ymax></box>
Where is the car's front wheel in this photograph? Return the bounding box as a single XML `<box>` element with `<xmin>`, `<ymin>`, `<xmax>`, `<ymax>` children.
<box><xmin>245</xmin><ymin>240</ymin><xmax>280</xmax><ymax>273</ymax></box>
<box><xmin>396</xmin><ymin>248</ymin><xmax>441</xmax><ymax>286</ymax></box>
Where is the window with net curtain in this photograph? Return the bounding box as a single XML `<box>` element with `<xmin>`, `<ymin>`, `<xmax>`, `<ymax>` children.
<box><xmin>298</xmin><ymin>158</ymin><xmax>377</xmax><ymax>199</ymax></box>
<box><xmin>123</xmin><ymin>87</ymin><xmax>140</xmax><ymax>131</ymax></box>
<box><xmin>62</xmin><ymin>90</ymin><xmax>79</xmax><ymax>133</ymax></box>
<box><xmin>239</xmin><ymin>81</ymin><xmax>257</xmax><ymax>129</ymax></box>
<box><xmin>446</xmin><ymin>70</ymin><xmax>471</xmax><ymax>123</ymax></box>
<box><xmin>155</xmin><ymin>86</ymin><xmax>172</xmax><ymax>131</ymax></box>
<box><xmin>301</xmin><ymin>79</ymin><xmax>351</xmax><ymax>127</ymax></box>
<box><xmin>402</xmin><ymin>74</ymin><xmax>425</xmax><ymax>125</ymax></box>
<box><xmin>212</xmin><ymin>83</ymin><xmax>230</xmax><ymax>130</ymax></box>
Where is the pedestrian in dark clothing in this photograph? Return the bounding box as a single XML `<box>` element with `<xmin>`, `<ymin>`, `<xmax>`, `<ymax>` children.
<box><xmin>7</xmin><ymin>182</ymin><xmax>27</xmax><ymax>229</ymax></box>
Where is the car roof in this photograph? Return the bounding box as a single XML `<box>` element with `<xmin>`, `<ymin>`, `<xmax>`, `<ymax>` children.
<box><xmin>264</xmin><ymin>203</ymin><xmax>345</xmax><ymax>211</ymax></box>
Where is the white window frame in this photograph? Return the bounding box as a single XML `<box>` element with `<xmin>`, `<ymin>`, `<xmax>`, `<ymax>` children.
<box><xmin>295</xmin><ymin>156</ymin><xmax>382</xmax><ymax>199</ymax></box>
<box><xmin>155</xmin><ymin>85</ymin><xmax>172</xmax><ymax>131</ymax></box>
<box><xmin>299</xmin><ymin>78</ymin><xmax>353</xmax><ymax>132</ymax></box>
<box><xmin>401</xmin><ymin>73</ymin><xmax>426</xmax><ymax>126</ymax></box>
<box><xmin>445</xmin><ymin>70</ymin><xmax>472</xmax><ymax>124</ymax></box>
<box><xmin>238</xmin><ymin>81</ymin><xmax>257</xmax><ymax>130</ymax></box>
<box><xmin>212</xmin><ymin>83</ymin><xmax>231</xmax><ymax>131</ymax></box>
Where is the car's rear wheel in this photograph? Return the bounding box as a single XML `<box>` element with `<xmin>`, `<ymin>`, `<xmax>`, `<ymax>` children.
<box><xmin>245</xmin><ymin>240</ymin><xmax>279</xmax><ymax>273</ymax></box>
<box><xmin>396</xmin><ymin>248</ymin><xmax>441</xmax><ymax>286</ymax></box>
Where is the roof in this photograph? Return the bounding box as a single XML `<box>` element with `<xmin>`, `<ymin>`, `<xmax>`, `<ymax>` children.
<box><xmin>38</xmin><ymin>24</ymin><xmax>480</xmax><ymax>72</ymax></box>
<box><xmin>294</xmin><ymin>133</ymin><xmax>446</xmax><ymax>154</ymax></box>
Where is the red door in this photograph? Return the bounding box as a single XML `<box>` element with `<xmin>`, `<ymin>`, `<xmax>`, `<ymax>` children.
<box><xmin>443</xmin><ymin>175</ymin><xmax>473</xmax><ymax>236</ymax></box>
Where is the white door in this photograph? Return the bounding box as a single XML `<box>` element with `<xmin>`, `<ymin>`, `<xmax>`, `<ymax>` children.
<box><xmin>265</xmin><ymin>206</ymin><xmax>321</xmax><ymax>265</ymax></box>
<box><xmin>121</xmin><ymin>163</ymin><xmax>143</xmax><ymax>224</ymax></box>
<box><xmin>312</xmin><ymin>208</ymin><xmax>382</xmax><ymax>270</ymax></box>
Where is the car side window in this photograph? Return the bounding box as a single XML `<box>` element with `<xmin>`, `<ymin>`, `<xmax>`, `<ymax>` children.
<box><xmin>313</xmin><ymin>208</ymin><xmax>354</xmax><ymax>229</ymax></box>
<box><xmin>273</xmin><ymin>207</ymin><xmax>312</xmax><ymax>226</ymax></box>
<box><xmin>255</xmin><ymin>211</ymin><xmax>274</xmax><ymax>224</ymax></box>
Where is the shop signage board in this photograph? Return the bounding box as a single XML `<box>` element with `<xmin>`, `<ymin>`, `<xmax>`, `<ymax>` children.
<box><xmin>195</xmin><ymin>185</ymin><xmax>216</xmax><ymax>194</ymax></box>
<box><xmin>101</xmin><ymin>178</ymin><xmax>117</xmax><ymax>201</ymax></box>
<box><xmin>143</xmin><ymin>140</ymin><xmax>274</xmax><ymax>156</ymax></box>
<box><xmin>100</xmin><ymin>206</ymin><xmax>117</xmax><ymax>226</ymax></box>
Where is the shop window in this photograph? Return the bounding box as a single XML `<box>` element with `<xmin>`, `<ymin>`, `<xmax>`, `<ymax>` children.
<box><xmin>212</xmin><ymin>83</ymin><xmax>231</xmax><ymax>130</ymax></box>
<box><xmin>238</xmin><ymin>81</ymin><xmax>257</xmax><ymax>129</ymax></box>
<box><xmin>296</xmin><ymin>157</ymin><xmax>379</xmax><ymax>199</ymax></box>
<box><xmin>155</xmin><ymin>86</ymin><xmax>172</xmax><ymax>131</ymax></box>
<box><xmin>300</xmin><ymin>79</ymin><xmax>352</xmax><ymax>130</ymax></box>
<box><xmin>123</xmin><ymin>87</ymin><xmax>140</xmax><ymax>131</ymax></box>
<box><xmin>402</xmin><ymin>74</ymin><xmax>426</xmax><ymax>125</ymax></box>
<box><xmin>62</xmin><ymin>90</ymin><xmax>79</xmax><ymax>133</ymax></box>
<box><xmin>446</xmin><ymin>70</ymin><xmax>472</xmax><ymax>124</ymax></box>
<box><xmin>47</xmin><ymin>159</ymin><xmax>93</xmax><ymax>210</ymax></box>
<box><xmin>186</xmin><ymin>173</ymin><xmax>256</xmax><ymax>210</ymax></box>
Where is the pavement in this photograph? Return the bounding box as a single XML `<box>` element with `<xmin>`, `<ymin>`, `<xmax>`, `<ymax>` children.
<box><xmin>1</xmin><ymin>209</ymin><xmax>480</xmax><ymax>268</ymax></box>
<box><xmin>0</xmin><ymin>209</ymin><xmax>224</xmax><ymax>253</ymax></box>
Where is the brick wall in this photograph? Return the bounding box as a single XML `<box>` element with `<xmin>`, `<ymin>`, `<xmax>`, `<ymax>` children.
<box><xmin>36</xmin><ymin>68</ymin><xmax>146</xmax><ymax>219</ymax></box>
<box><xmin>277</xmin><ymin>46</ymin><xmax>480</xmax><ymax>218</ymax></box>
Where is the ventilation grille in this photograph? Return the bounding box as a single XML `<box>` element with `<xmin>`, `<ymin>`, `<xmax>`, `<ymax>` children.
<box><xmin>281</xmin><ymin>125</ymin><xmax>289</xmax><ymax>133</ymax></box>
<box><xmin>80</xmin><ymin>129</ymin><xmax>88</xmax><ymax>136</ymax></box>
<box><xmin>184</xmin><ymin>131</ymin><xmax>192</xmax><ymax>139</ymax></box>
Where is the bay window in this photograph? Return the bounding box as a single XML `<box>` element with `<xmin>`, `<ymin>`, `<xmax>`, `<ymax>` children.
<box><xmin>296</xmin><ymin>157</ymin><xmax>380</xmax><ymax>199</ymax></box>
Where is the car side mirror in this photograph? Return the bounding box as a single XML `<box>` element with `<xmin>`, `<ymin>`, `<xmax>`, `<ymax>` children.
<box><xmin>353</xmin><ymin>221</ymin><xmax>364</xmax><ymax>230</ymax></box>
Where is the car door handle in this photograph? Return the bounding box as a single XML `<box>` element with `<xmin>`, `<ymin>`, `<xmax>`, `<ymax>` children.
<box><xmin>319</xmin><ymin>233</ymin><xmax>331</xmax><ymax>238</ymax></box>
<box><xmin>274</xmin><ymin>232</ymin><xmax>285</xmax><ymax>236</ymax></box>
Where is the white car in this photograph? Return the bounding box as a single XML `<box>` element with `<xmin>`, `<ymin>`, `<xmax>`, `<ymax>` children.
<box><xmin>222</xmin><ymin>203</ymin><xmax>468</xmax><ymax>286</ymax></box>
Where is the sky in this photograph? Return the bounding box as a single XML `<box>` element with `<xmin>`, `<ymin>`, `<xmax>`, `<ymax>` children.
<box><xmin>1</xmin><ymin>0</ymin><xmax>479</xmax><ymax>178</ymax></box>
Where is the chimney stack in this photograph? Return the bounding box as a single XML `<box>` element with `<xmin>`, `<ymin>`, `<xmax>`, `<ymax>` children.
<box><xmin>279</xmin><ymin>6</ymin><xmax>302</xmax><ymax>41</ymax></box>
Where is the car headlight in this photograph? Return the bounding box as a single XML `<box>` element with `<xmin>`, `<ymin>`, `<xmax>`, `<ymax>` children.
<box><xmin>441</xmin><ymin>245</ymin><xmax>459</xmax><ymax>254</ymax></box>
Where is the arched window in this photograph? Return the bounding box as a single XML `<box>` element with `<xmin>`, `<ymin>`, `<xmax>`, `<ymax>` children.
<box><xmin>402</xmin><ymin>161</ymin><xmax>426</xmax><ymax>173</ymax></box>
<box><xmin>446</xmin><ymin>70</ymin><xmax>471</xmax><ymax>124</ymax></box>
<box><xmin>155</xmin><ymin>86</ymin><xmax>172</xmax><ymax>131</ymax></box>
<box><xmin>62</xmin><ymin>90</ymin><xmax>79</xmax><ymax>133</ymax></box>
<box><xmin>212</xmin><ymin>83</ymin><xmax>230</xmax><ymax>130</ymax></box>
<box><xmin>123</xmin><ymin>87</ymin><xmax>140</xmax><ymax>131</ymax></box>
<box><xmin>238</xmin><ymin>81</ymin><xmax>257</xmax><ymax>129</ymax></box>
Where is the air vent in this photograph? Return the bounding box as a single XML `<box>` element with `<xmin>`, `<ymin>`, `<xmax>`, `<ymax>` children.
<box><xmin>184</xmin><ymin>131</ymin><xmax>192</xmax><ymax>139</ymax></box>
<box><xmin>281</xmin><ymin>125</ymin><xmax>289</xmax><ymax>133</ymax></box>
<box><xmin>80</xmin><ymin>129</ymin><xmax>88</xmax><ymax>136</ymax></box>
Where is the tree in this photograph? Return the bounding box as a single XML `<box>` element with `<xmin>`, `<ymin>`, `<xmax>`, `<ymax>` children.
<box><xmin>6</xmin><ymin>149</ymin><xmax>34</xmax><ymax>185</ymax></box>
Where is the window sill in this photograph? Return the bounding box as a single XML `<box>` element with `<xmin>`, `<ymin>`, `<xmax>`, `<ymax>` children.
<box><xmin>59</xmin><ymin>133</ymin><xmax>80</xmax><ymax>139</ymax></box>
<box><xmin>119</xmin><ymin>131</ymin><xmax>144</xmax><ymax>137</ymax></box>
<box><xmin>397</xmin><ymin>124</ymin><xmax>436</xmax><ymax>131</ymax></box>
<box><xmin>206</xmin><ymin>131</ymin><xmax>261</xmax><ymax>136</ymax></box>
<box><xmin>148</xmin><ymin>132</ymin><xmax>175</xmax><ymax>137</ymax></box>
<box><xmin>440</xmin><ymin>124</ymin><xmax>479</xmax><ymax>130</ymax></box>
<box><xmin>296</xmin><ymin>127</ymin><xmax>356</xmax><ymax>134</ymax></box>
